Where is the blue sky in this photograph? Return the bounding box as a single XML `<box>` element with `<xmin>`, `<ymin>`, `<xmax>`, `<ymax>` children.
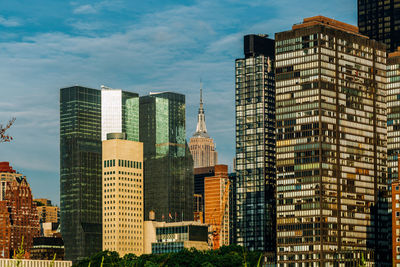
<box><xmin>0</xmin><ymin>0</ymin><xmax>356</xmax><ymax>205</ymax></box>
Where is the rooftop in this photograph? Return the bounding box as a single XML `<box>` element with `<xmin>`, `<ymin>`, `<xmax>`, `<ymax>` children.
<box><xmin>0</xmin><ymin>162</ymin><xmax>16</xmax><ymax>173</ymax></box>
<box><xmin>292</xmin><ymin>16</ymin><xmax>365</xmax><ymax>37</ymax></box>
<box><xmin>389</xmin><ymin>47</ymin><xmax>400</xmax><ymax>58</ymax></box>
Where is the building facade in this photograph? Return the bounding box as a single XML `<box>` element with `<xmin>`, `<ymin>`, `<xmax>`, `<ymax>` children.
<box><xmin>102</xmin><ymin>135</ymin><xmax>144</xmax><ymax>256</ymax></box>
<box><xmin>0</xmin><ymin>162</ymin><xmax>40</xmax><ymax>259</ymax></box>
<box><xmin>34</xmin><ymin>199</ymin><xmax>59</xmax><ymax>224</ymax></box>
<box><xmin>388</xmin><ymin>48</ymin><xmax>400</xmax><ymax>185</ymax></box>
<box><xmin>275</xmin><ymin>16</ymin><xmax>389</xmax><ymax>265</ymax></box>
<box><xmin>204</xmin><ymin>164</ymin><xmax>230</xmax><ymax>249</ymax></box>
<box><xmin>393</xmin><ymin>181</ymin><xmax>400</xmax><ymax>265</ymax></box>
<box><xmin>188</xmin><ymin>88</ymin><xmax>217</xmax><ymax>168</ymax></box>
<box><xmin>139</xmin><ymin>92</ymin><xmax>194</xmax><ymax>222</ymax></box>
<box><xmin>30</xmin><ymin>237</ymin><xmax>65</xmax><ymax>260</ymax></box>
<box><xmin>235</xmin><ymin>34</ymin><xmax>276</xmax><ymax>251</ymax></box>
<box><xmin>101</xmin><ymin>86</ymin><xmax>139</xmax><ymax>141</ymax></box>
<box><xmin>389</xmin><ymin>47</ymin><xmax>400</xmax><ymax>267</ymax></box>
<box><xmin>193</xmin><ymin>166</ymin><xmax>215</xmax><ymax>223</ymax></box>
<box><xmin>60</xmin><ymin>86</ymin><xmax>102</xmax><ymax>261</ymax></box>
<box><xmin>0</xmin><ymin>259</ymin><xmax>71</xmax><ymax>267</ymax></box>
<box><xmin>358</xmin><ymin>0</ymin><xmax>400</xmax><ymax>52</ymax></box>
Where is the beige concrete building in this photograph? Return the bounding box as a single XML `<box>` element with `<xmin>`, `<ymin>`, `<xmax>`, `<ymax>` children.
<box><xmin>102</xmin><ymin>134</ymin><xmax>144</xmax><ymax>256</ymax></box>
<box><xmin>189</xmin><ymin>87</ymin><xmax>217</xmax><ymax>168</ymax></box>
<box><xmin>34</xmin><ymin>199</ymin><xmax>59</xmax><ymax>224</ymax></box>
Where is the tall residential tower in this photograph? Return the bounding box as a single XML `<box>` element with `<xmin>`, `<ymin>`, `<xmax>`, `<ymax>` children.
<box><xmin>275</xmin><ymin>16</ymin><xmax>389</xmax><ymax>265</ymax></box>
<box><xmin>235</xmin><ymin>34</ymin><xmax>276</xmax><ymax>252</ymax></box>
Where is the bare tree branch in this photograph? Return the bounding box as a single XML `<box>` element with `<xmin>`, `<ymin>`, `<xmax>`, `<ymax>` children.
<box><xmin>0</xmin><ymin>117</ymin><xmax>16</xmax><ymax>143</ymax></box>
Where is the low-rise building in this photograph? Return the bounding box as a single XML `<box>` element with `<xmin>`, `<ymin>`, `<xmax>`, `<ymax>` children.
<box><xmin>0</xmin><ymin>162</ymin><xmax>40</xmax><ymax>258</ymax></box>
<box><xmin>34</xmin><ymin>199</ymin><xmax>59</xmax><ymax>224</ymax></box>
<box><xmin>0</xmin><ymin>259</ymin><xmax>71</xmax><ymax>267</ymax></box>
<box><xmin>30</xmin><ymin>237</ymin><xmax>64</xmax><ymax>260</ymax></box>
<box><xmin>144</xmin><ymin>220</ymin><xmax>208</xmax><ymax>254</ymax></box>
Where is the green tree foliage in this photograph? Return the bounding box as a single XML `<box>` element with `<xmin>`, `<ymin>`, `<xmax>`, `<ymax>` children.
<box><xmin>73</xmin><ymin>245</ymin><xmax>266</xmax><ymax>267</ymax></box>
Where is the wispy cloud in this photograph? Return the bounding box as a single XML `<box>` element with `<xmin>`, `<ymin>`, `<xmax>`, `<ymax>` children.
<box><xmin>0</xmin><ymin>15</ymin><xmax>21</xmax><ymax>27</ymax></box>
<box><xmin>71</xmin><ymin>1</ymin><xmax>124</xmax><ymax>15</ymax></box>
<box><xmin>0</xmin><ymin>0</ymin><xmax>357</xmax><ymax>202</ymax></box>
<box><xmin>73</xmin><ymin>4</ymin><xmax>98</xmax><ymax>14</ymax></box>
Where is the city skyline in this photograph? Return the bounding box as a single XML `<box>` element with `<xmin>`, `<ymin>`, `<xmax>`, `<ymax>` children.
<box><xmin>0</xmin><ymin>0</ymin><xmax>356</xmax><ymax>204</ymax></box>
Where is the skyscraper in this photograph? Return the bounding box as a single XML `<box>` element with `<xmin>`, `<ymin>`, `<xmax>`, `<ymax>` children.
<box><xmin>101</xmin><ymin>86</ymin><xmax>139</xmax><ymax>141</ymax></box>
<box><xmin>235</xmin><ymin>34</ymin><xmax>276</xmax><ymax>252</ymax></box>
<box><xmin>60</xmin><ymin>86</ymin><xmax>102</xmax><ymax>261</ymax></box>
<box><xmin>139</xmin><ymin>92</ymin><xmax>194</xmax><ymax>222</ymax></box>
<box><xmin>358</xmin><ymin>0</ymin><xmax>400</xmax><ymax>52</ymax></box>
<box><xmin>388</xmin><ymin>46</ymin><xmax>400</xmax><ymax>266</ymax></box>
<box><xmin>189</xmin><ymin>87</ymin><xmax>218</xmax><ymax>168</ymax></box>
<box><xmin>275</xmin><ymin>16</ymin><xmax>389</xmax><ymax>265</ymax></box>
<box><xmin>102</xmin><ymin>134</ymin><xmax>144</xmax><ymax>256</ymax></box>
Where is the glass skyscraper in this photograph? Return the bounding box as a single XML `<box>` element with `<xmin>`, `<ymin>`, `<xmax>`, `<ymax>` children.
<box><xmin>235</xmin><ymin>34</ymin><xmax>276</xmax><ymax>252</ymax></box>
<box><xmin>139</xmin><ymin>92</ymin><xmax>194</xmax><ymax>222</ymax></box>
<box><xmin>60</xmin><ymin>86</ymin><xmax>102</xmax><ymax>261</ymax></box>
<box><xmin>358</xmin><ymin>0</ymin><xmax>400</xmax><ymax>52</ymax></box>
<box><xmin>275</xmin><ymin>16</ymin><xmax>389</xmax><ymax>265</ymax></box>
<box><xmin>101</xmin><ymin>85</ymin><xmax>139</xmax><ymax>141</ymax></box>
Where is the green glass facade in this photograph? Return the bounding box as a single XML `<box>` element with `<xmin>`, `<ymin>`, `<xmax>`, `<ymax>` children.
<box><xmin>122</xmin><ymin>91</ymin><xmax>139</xmax><ymax>141</ymax></box>
<box><xmin>60</xmin><ymin>86</ymin><xmax>102</xmax><ymax>262</ymax></box>
<box><xmin>139</xmin><ymin>92</ymin><xmax>194</xmax><ymax>222</ymax></box>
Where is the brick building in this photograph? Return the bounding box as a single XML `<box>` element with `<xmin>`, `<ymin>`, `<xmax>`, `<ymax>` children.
<box><xmin>0</xmin><ymin>162</ymin><xmax>40</xmax><ymax>258</ymax></box>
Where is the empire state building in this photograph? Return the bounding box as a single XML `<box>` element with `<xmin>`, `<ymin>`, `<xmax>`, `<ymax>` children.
<box><xmin>189</xmin><ymin>86</ymin><xmax>218</xmax><ymax>168</ymax></box>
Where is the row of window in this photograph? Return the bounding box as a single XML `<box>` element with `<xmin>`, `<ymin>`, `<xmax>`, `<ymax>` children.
<box><xmin>104</xmin><ymin>159</ymin><xmax>142</xmax><ymax>169</ymax></box>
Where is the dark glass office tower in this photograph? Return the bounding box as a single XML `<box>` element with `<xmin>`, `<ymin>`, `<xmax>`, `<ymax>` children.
<box><xmin>139</xmin><ymin>92</ymin><xmax>194</xmax><ymax>222</ymax></box>
<box><xmin>358</xmin><ymin>0</ymin><xmax>400</xmax><ymax>52</ymax></box>
<box><xmin>60</xmin><ymin>86</ymin><xmax>102</xmax><ymax>261</ymax></box>
<box><xmin>235</xmin><ymin>34</ymin><xmax>276</xmax><ymax>252</ymax></box>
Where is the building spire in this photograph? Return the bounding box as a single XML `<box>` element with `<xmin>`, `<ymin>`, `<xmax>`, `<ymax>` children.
<box><xmin>200</xmin><ymin>81</ymin><xmax>203</xmax><ymax>109</ymax></box>
<box><xmin>193</xmin><ymin>81</ymin><xmax>209</xmax><ymax>138</ymax></box>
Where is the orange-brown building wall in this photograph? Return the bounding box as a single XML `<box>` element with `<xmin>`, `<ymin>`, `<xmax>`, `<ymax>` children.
<box><xmin>204</xmin><ymin>164</ymin><xmax>229</xmax><ymax>247</ymax></box>
<box><xmin>393</xmin><ymin>181</ymin><xmax>400</xmax><ymax>264</ymax></box>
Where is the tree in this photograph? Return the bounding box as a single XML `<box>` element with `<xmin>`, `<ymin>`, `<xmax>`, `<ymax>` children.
<box><xmin>0</xmin><ymin>118</ymin><xmax>16</xmax><ymax>143</ymax></box>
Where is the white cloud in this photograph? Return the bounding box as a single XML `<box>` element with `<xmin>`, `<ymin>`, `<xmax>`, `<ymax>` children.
<box><xmin>0</xmin><ymin>16</ymin><xmax>21</xmax><ymax>27</ymax></box>
<box><xmin>73</xmin><ymin>4</ymin><xmax>98</xmax><ymax>14</ymax></box>
<box><xmin>71</xmin><ymin>1</ymin><xmax>124</xmax><ymax>15</ymax></box>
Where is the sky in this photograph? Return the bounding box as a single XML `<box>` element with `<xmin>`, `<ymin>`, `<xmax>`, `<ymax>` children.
<box><xmin>0</xmin><ymin>0</ymin><xmax>356</xmax><ymax>205</ymax></box>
